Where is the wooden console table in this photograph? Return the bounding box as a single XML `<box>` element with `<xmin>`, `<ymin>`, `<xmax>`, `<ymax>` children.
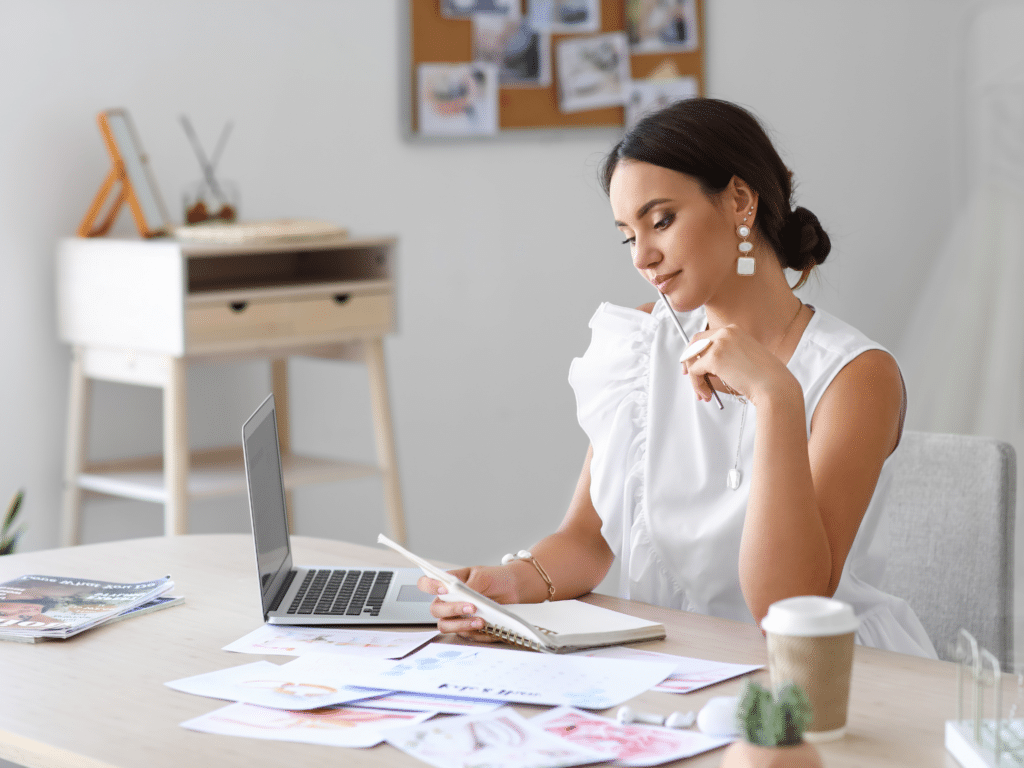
<box><xmin>55</xmin><ymin>234</ymin><xmax>406</xmax><ymax>546</ymax></box>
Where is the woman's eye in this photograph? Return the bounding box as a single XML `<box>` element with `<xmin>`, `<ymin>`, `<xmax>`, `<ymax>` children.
<box><xmin>654</xmin><ymin>213</ymin><xmax>675</xmax><ymax>230</ymax></box>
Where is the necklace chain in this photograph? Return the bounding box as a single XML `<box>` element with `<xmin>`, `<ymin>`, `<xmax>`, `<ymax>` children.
<box><xmin>726</xmin><ymin>299</ymin><xmax>805</xmax><ymax>490</ymax></box>
<box><xmin>772</xmin><ymin>299</ymin><xmax>806</xmax><ymax>357</ymax></box>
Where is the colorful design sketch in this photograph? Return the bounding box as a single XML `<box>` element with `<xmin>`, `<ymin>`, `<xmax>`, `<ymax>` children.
<box><xmin>572</xmin><ymin>646</ymin><xmax>762</xmax><ymax>694</ymax></box>
<box><xmin>532</xmin><ymin>706</ymin><xmax>732</xmax><ymax>767</ymax></box>
<box><xmin>165</xmin><ymin>660</ymin><xmax>379</xmax><ymax>710</ymax></box>
<box><xmin>181</xmin><ymin>702</ymin><xmax>434</xmax><ymax>748</ymax></box>
<box><xmin>326</xmin><ymin>644</ymin><xmax>677</xmax><ymax>709</ymax></box>
<box><xmin>356</xmin><ymin>690</ymin><xmax>504</xmax><ymax>715</ymax></box>
<box><xmin>222</xmin><ymin>624</ymin><xmax>438</xmax><ymax>659</ymax></box>
<box><xmin>386</xmin><ymin>707</ymin><xmax>608</xmax><ymax>768</ymax></box>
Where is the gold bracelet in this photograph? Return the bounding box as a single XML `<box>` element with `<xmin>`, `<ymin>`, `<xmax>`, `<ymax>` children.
<box><xmin>501</xmin><ymin>549</ymin><xmax>555</xmax><ymax>602</ymax></box>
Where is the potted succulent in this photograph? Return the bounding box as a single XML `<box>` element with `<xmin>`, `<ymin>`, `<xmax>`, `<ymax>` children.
<box><xmin>0</xmin><ymin>490</ymin><xmax>24</xmax><ymax>555</ymax></box>
<box><xmin>720</xmin><ymin>680</ymin><xmax>823</xmax><ymax>768</ymax></box>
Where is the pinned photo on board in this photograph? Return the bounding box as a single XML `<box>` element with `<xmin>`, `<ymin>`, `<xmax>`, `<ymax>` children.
<box><xmin>442</xmin><ymin>0</ymin><xmax>520</xmax><ymax>18</ymax></box>
<box><xmin>556</xmin><ymin>32</ymin><xmax>632</xmax><ymax>113</ymax></box>
<box><xmin>529</xmin><ymin>0</ymin><xmax>601</xmax><ymax>33</ymax></box>
<box><xmin>418</xmin><ymin>63</ymin><xmax>500</xmax><ymax>136</ymax></box>
<box><xmin>625</xmin><ymin>76</ymin><xmax>699</xmax><ymax>127</ymax></box>
<box><xmin>626</xmin><ymin>0</ymin><xmax>699</xmax><ymax>53</ymax></box>
<box><xmin>474</xmin><ymin>13</ymin><xmax>551</xmax><ymax>87</ymax></box>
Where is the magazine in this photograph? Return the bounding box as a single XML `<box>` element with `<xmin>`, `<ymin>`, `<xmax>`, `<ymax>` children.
<box><xmin>0</xmin><ymin>574</ymin><xmax>175</xmax><ymax>641</ymax></box>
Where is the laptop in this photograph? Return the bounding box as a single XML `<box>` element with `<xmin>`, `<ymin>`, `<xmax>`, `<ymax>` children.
<box><xmin>242</xmin><ymin>393</ymin><xmax>436</xmax><ymax>625</ymax></box>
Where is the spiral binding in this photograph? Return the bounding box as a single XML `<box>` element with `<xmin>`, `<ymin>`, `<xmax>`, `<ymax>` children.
<box><xmin>481</xmin><ymin>623</ymin><xmax>543</xmax><ymax>651</ymax></box>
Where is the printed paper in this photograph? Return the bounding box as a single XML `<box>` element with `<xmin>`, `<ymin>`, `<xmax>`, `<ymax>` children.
<box><xmin>418</xmin><ymin>63</ymin><xmax>499</xmax><ymax>136</ymax></box>
<box><xmin>571</xmin><ymin>646</ymin><xmax>762</xmax><ymax>694</ymax></box>
<box><xmin>626</xmin><ymin>0</ymin><xmax>699</xmax><ymax>53</ymax></box>
<box><xmin>533</xmin><ymin>706</ymin><xmax>732</xmax><ymax>766</ymax></box>
<box><xmin>181</xmin><ymin>702</ymin><xmax>434</xmax><ymax>748</ymax></box>
<box><xmin>556</xmin><ymin>33</ymin><xmax>631</xmax><ymax>113</ymax></box>
<box><xmin>222</xmin><ymin>624</ymin><xmax>438</xmax><ymax>659</ymax></box>
<box><xmin>625</xmin><ymin>77</ymin><xmax>698</xmax><ymax>128</ymax></box>
<box><xmin>356</xmin><ymin>690</ymin><xmax>505</xmax><ymax>715</ymax></box>
<box><xmin>386</xmin><ymin>707</ymin><xmax>608</xmax><ymax>768</ymax></box>
<box><xmin>322</xmin><ymin>643</ymin><xmax>677</xmax><ymax>709</ymax></box>
<box><xmin>165</xmin><ymin>659</ymin><xmax>379</xmax><ymax>710</ymax></box>
<box><xmin>530</xmin><ymin>0</ymin><xmax>601</xmax><ymax>33</ymax></box>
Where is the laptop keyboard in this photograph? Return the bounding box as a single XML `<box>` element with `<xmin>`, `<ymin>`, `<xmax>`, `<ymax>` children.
<box><xmin>287</xmin><ymin>569</ymin><xmax>394</xmax><ymax>617</ymax></box>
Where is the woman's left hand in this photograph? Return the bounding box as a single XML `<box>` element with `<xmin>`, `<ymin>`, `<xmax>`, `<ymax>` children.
<box><xmin>681</xmin><ymin>324</ymin><xmax>799</xmax><ymax>406</ymax></box>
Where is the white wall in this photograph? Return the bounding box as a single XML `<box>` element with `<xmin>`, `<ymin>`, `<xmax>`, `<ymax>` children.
<box><xmin>0</xmin><ymin>1</ymin><xmax>971</xmax><ymax>577</ymax></box>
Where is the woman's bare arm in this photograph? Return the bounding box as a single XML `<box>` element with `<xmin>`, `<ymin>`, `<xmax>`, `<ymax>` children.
<box><xmin>418</xmin><ymin>445</ymin><xmax>614</xmax><ymax>639</ymax></box>
<box><xmin>738</xmin><ymin>349</ymin><xmax>903</xmax><ymax>623</ymax></box>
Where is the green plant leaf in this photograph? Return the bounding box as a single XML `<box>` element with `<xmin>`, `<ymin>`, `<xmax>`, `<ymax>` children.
<box><xmin>736</xmin><ymin>679</ymin><xmax>812</xmax><ymax>747</ymax></box>
<box><xmin>1</xmin><ymin>490</ymin><xmax>23</xmax><ymax>536</ymax></box>
<box><xmin>0</xmin><ymin>490</ymin><xmax>25</xmax><ymax>555</ymax></box>
<box><xmin>0</xmin><ymin>527</ymin><xmax>23</xmax><ymax>556</ymax></box>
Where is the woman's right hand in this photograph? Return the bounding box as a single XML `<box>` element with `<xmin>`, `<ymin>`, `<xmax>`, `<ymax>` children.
<box><xmin>417</xmin><ymin>565</ymin><xmax>521</xmax><ymax>642</ymax></box>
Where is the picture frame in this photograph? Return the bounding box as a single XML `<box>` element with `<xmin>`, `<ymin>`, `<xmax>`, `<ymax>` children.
<box><xmin>78</xmin><ymin>108</ymin><xmax>171</xmax><ymax>238</ymax></box>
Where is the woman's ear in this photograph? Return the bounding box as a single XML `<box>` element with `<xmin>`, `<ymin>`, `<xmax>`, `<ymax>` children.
<box><xmin>727</xmin><ymin>176</ymin><xmax>758</xmax><ymax>224</ymax></box>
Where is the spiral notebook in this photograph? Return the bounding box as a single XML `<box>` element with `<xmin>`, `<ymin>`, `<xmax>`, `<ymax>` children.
<box><xmin>377</xmin><ymin>534</ymin><xmax>665</xmax><ymax>653</ymax></box>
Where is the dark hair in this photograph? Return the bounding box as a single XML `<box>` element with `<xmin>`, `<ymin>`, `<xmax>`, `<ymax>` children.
<box><xmin>600</xmin><ymin>98</ymin><xmax>830</xmax><ymax>288</ymax></box>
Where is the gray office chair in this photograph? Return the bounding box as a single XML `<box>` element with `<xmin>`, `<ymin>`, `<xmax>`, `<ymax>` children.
<box><xmin>880</xmin><ymin>430</ymin><xmax>1016</xmax><ymax>669</ymax></box>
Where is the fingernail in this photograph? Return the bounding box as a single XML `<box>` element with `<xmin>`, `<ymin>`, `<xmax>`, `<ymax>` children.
<box><xmin>472</xmin><ymin>619</ymin><xmax>484</xmax><ymax>629</ymax></box>
<box><xmin>463</xmin><ymin>604</ymin><xmax>475</xmax><ymax>614</ymax></box>
<box><xmin>437</xmin><ymin>587</ymin><xmax>447</xmax><ymax>595</ymax></box>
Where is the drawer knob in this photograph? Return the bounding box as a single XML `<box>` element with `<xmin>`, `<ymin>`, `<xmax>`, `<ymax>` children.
<box><xmin>333</xmin><ymin>294</ymin><xmax>351</xmax><ymax>305</ymax></box>
<box><xmin>229</xmin><ymin>301</ymin><xmax>249</xmax><ymax>313</ymax></box>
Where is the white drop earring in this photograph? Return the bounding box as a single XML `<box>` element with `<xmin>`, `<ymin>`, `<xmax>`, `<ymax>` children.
<box><xmin>736</xmin><ymin>207</ymin><xmax>755</xmax><ymax>276</ymax></box>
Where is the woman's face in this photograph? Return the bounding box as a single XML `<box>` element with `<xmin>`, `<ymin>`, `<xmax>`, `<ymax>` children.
<box><xmin>609</xmin><ymin>159</ymin><xmax>739</xmax><ymax>312</ymax></box>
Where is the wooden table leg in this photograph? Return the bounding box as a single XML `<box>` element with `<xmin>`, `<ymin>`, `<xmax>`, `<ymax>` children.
<box><xmin>163</xmin><ymin>357</ymin><xmax>189</xmax><ymax>536</ymax></box>
<box><xmin>364</xmin><ymin>337</ymin><xmax>407</xmax><ymax>544</ymax></box>
<box><xmin>271</xmin><ymin>359</ymin><xmax>296</xmax><ymax>534</ymax></box>
<box><xmin>60</xmin><ymin>348</ymin><xmax>91</xmax><ymax>547</ymax></box>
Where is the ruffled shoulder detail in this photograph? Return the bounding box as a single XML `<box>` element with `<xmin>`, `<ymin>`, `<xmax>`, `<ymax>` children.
<box><xmin>568</xmin><ymin>302</ymin><xmax>658</xmax><ymax>567</ymax></box>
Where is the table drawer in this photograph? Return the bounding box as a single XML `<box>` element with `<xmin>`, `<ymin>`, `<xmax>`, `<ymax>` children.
<box><xmin>187</xmin><ymin>290</ymin><xmax>392</xmax><ymax>350</ymax></box>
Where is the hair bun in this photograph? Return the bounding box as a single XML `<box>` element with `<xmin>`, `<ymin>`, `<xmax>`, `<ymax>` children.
<box><xmin>779</xmin><ymin>206</ymin><xmax>830</xmax><ymax>271</ymax></box>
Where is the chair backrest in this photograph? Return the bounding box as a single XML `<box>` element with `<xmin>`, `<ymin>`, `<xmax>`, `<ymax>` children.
<box><xmin>880</xmin><ymin>430</ymin><xmax>1015</xmax><ymax>668</ymax></box>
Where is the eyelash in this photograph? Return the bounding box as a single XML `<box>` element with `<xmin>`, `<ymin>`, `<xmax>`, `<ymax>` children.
<box><xmin>621</xmin><ymin>213</ymin><xmax>674</xmax><ymax>246</ymax></box>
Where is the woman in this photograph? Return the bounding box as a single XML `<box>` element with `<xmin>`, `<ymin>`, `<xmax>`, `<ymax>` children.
<box><xmin>420</xmin><ymin>98</ymin><xmax>937</xmax><ymax>658</ymax></box>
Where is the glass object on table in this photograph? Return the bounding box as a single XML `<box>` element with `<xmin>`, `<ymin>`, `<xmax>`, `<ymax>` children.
<box><xmin>183</xmin><ymin>179</ymin><xmax>239</xmax><ymax>225</ymax></box>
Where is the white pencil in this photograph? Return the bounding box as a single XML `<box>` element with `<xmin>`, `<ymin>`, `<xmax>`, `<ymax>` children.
<box><xmin>659</xmin><ymin>292</ymin><xmax>724</xmax><ymax>410</ymax></box>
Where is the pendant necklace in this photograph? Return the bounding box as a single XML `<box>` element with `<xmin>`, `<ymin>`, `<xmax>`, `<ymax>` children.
<box><xmin>725</xmin><ymin>301</ymin><xmax>805</xmax><ymax>490</ymax></box>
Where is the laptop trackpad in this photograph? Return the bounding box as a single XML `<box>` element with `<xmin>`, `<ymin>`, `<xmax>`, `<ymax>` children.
<box><xmin>396</xmin><ymin>585</ymin><xmax>433</xmax><ymax>602</ymax></box>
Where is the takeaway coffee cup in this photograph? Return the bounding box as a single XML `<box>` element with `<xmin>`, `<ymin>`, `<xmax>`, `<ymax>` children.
<box><xmin>761</xmin><ymin>596</ymin><xmax>859</xmax><ymax>742</ymax></box>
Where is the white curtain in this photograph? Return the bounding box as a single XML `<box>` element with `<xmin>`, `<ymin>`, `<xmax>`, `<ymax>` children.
<box><xmin>898</xmin><ymin>2</ymin><xmax>1024</xmax><ymax>668</ymax></box>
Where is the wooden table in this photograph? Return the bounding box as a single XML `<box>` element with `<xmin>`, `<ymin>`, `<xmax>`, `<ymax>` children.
<box><xmin>0</xmin><ymin>535</ymin><xmax>971</xmax><ymax>767</ymax></box>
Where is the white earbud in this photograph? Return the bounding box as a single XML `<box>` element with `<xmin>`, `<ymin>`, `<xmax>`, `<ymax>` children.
<box><xmin>616</xmin><ymin>706</ymin><xmax>664</xmax><ymax>726</ymax></box>
<box><xmin>664</xmin><ymin>710</ymin><xmax>696</xmax><ymax>729</ymax></box>
<box><xmin>615</xmin><ymin>706</ymin><xmax>696</xmax><ymax>729</ymax></box>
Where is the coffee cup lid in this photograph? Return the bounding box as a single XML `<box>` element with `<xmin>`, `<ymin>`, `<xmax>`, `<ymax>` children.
<box><xmin>760</xmin><ymin>596</ymin><xmax>859</xmax><ymax>637</ymax></box>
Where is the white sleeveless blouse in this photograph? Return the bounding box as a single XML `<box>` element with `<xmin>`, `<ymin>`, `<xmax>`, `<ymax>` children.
<box><xmin>568</xmin><ymin>300</ymin><xmax>938</xmax><ymax>658</ymax></box>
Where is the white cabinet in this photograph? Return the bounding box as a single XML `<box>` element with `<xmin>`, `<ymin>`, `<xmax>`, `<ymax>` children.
<box><xmin>56</xmin><ymin>234</ymin><xmax>406</xmax><ymax>545</ymax></box>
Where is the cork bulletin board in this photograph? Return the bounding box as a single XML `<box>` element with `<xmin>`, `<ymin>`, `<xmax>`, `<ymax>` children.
<box><xmin>408</xmin><ymin>0</ymin><xmax>705</xmax><ymax>136</ymax></box>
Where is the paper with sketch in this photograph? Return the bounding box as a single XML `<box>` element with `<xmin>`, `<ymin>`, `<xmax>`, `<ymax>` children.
<box><xmin>326</xmin><ymin>643</ymin><xmax>676</xmax><ymax>709</ymax></box>
<box><xmin>356</xmin><ymin>690</ymin><xmax>504</xmax><ymax>715</ymax></box>
<box><xmin>181</xmin><ymin>702</ymin><xmax>434</xmax><ymax>748</ymax></box>
<box><xmin>165</xmin><ymin>659</ymin><xmax>378</xmax><ymax>710</ymax></box>
<box><xmin>532</xmin><ymin>706</ymin><xmax>732</xmax><ymax>766</ymax></box>
<box><xmin>570</xmin><ymin>646</ymin><xmax>762</xmax><ymax>694</ymax></box>
<box><xmin>222</xmin><ymin>624</ymin><xmax>438</xmax><ymax>659</ymax></box>
<box><xmin>386</xmin><ymin>707</ymin><xmax>608</xmax><ymax>768</ymax></box>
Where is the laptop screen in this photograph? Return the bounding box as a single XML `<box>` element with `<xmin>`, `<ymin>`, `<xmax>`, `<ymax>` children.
<box><xmin>242</xmin><ymin>395</ymin><xmax>292</xmax><ymax>614</ymax></box>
